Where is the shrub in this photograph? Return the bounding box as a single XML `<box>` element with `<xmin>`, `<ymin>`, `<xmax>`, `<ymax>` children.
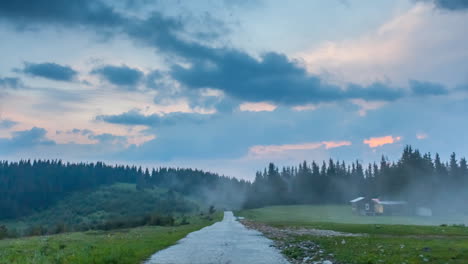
<box><xmin>209</xmin><ymin>205</ymin><xmax>216</xmax><ymax>214</ymax></box>
<box><xmin>0</xmin><ymin>225</ymin><xmax>8</xmax><ymax>239</ymax></box>
<box><xmin>26</xmin><ymin>225</ymin><xmax>47</xmax><ymax>236</ymax></box>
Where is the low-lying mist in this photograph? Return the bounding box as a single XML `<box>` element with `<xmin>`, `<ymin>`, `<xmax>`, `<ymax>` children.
<box><xmin>244</xmin><ymin>146</ymin><xmax>468</xmax><ymax>225</ymax></box>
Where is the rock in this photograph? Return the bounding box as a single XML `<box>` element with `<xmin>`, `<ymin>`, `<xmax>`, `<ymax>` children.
<box><xmin>323</xmin><ymin>260</ymin><xmax>333</xmax><ymax>264</ymax></box>
<box><xmin>422</xmin><ymin>247</ymin><xmax>431</xmax><ymax>252</ymax></box>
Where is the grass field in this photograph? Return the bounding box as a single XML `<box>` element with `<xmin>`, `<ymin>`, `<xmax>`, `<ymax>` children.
<box><xmin>0</xmin><ymin>213</ymin><xmax>222</xmax><ymax>264</ymax></box>
<box><xmin>238</xmin><ymin>205</ymin><xmax>468</xmax><ymax>264</ymax></box>
<box><xmin>239</xmin><ymin>205</ymin><xmax>468</xmax><ymax>225</ymax></box>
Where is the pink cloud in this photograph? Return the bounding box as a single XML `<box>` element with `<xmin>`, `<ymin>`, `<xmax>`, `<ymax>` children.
<box><xmin>239</xmin><ymin>102</ymin><xmax>277</xmax><ymax>112</ymax></box>
<box><xmin>416</xmin><ymin>133</ymin><xmax>428</xmax><ymax>140</ymax></box>
<box><xmin>249</xmin><ymin>140</ymin><xmax>352</xmax><ymax>156</ymax></box>
<box><xmin>323</xmin><ymin>141</ymin><xmax>352</xmax><ymax>149</ymax></box>
<box><xmin>363</xmin><ymin>135</ymin><xmax>401</xmax><ymax>148</ymax></box>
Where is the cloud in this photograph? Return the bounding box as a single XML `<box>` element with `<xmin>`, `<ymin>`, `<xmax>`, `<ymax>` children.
<box><xmin>0</xmin><ymin>77</ymin><xmax>22</xmax><ymax>89</ymax></box>
<box><xmin>71</xmin><ymin>128</ymin><xmax>93</xmax><ymax>136</ymax></box>
<box><xmin>91</xmin><ymin>95</ymin><xmax>468</xmax><ymax>164</ymax></box>
<box><xmin>19</xmin><ymin>62</ymin><xmax>77</xmax><ymax>81</ymax></box>
<box><xmin>96</xmin><ymin>109</ymin><xmax>212</xmax><ymax>127</ymax></box>
<box><xmin>58</xmin><ymin>128</ymin><xmax>142</xmax><ymax>146</ymax></box>
<box><xmin>322</xmin><ymin>141</ymin><xmax>352</xmax><ymax>149</ymax></box>
<box><xmin>88</xmin><ymin>133</ymin><xmax>127</xmax><ymax>144</ymax></box>
<box><xmin>416</xmin><ymin>133</ymin><xmax>428</xmax><ymax>140</ymax></box>
<box><xmin>248</xmin><ymin>140</ymin><xmax>351</xmax><ymax>156</ymax></box>
<box><xmin>239</xmin><ymin>102</ymin><xmax>277</xmax><ymax>112</ymax></box>
<box><xmin>299</xmin><ymin>4</ymin><xmax>468</xmax><ymax>87</ymax></box>
<box><xmin>91</xmin><ymin>65</ymin><xmax>143</xmax><ymax>87</ymax></box>
<box><xmin>417</xmin><ymin>0</ymin><xmax>468</xmax><ymax>11</ymax></box>
<box><xmin>0</xmin><ymin>0</ymin><xmax>419</xmax><ymax>106</ymax></box>
<box><xmin>0</xmin><ymin>127</ymin><xmax>55</xmax><ymax>154</ymax></box>
<box><xmin>171</xmin><ymin>51</ymin><xmax>406</xmax><ymax>106</ymax></box>
<box><xmin>56</xmin><ymin>128</ymin><xmax>93</xmax><ymax>136</ymax></box>
<box><xmin>363</xmin><ymin>135</ymin><xmax>401</xmax><ymax>148</ymax></box>
<box><xmin>0</xmin><ymin>119</ymin><xmax>17</xmax><ymax>129</ymax></box>
<box><xmin>0</xmin><ymin>0</ymin><xmax>124</xmax><ymax>30</ymax></box>
<box><xmin>292</xmin><ymin>104</ymin><xmax>318</xmax><ymax>111</ymax></box>
<box><xmin>351</xmin><ymin>99</ymin><xmax>387</xmax><ymax>117</ymax></box>
<box><xmin>410</xmin><ymin>80</ymin><xmax>449</xmax><ymax>96</ymax></box>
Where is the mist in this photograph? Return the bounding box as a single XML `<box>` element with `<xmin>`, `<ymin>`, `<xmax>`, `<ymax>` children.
<box><xmin>243</xmin><ymin>145</ymin><xmax>468</xmax><ymax>225</ymax></box>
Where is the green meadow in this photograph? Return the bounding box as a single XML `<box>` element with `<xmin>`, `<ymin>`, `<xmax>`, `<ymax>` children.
<box><xmin>0</xmin><ymin>213</ymin><xmax>222</xmax><ymax>264</ymax></box>
<box><xmin>238</xmin><ymin>205</ymin><xmax>468</xmax><ymax>264</ymax></box>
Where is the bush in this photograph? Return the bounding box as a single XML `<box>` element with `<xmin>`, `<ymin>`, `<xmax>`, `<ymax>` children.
<box><xmin>209</xmin><ymin>205</ymin><xmax>216</xmax><ymax>214</ymax></box>
<box><xmin>145</xmin><ymin>214</ymin><xmax>175</xmax><ymax>226</ymax></box>
<box><xmin>26</xmin><ymin>225</ymin><xmax>47</xmax><ymax>236</ymax></box>
<box><xmin>180</xmin><ymin>216</ymin><xmax>190</xmax><ymax>225</ymax></box>
<box><xmin>0</xmin><ymin>225</ymin><xmax>8</xmax><ymax>239</ymax></box>
<box><xmin>49</xmin><ymin>222</ymin><xmax>68</xmax><ymax>234</ymax></box>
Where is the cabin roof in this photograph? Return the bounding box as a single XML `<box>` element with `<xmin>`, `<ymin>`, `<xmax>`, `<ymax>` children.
<box><xmin>372</xmin><ymin>198</ymin><xmax>407</xmax><ymax>205</ymax></box>
<box><xmin>350</xmin><ymin>197</ymin><xmax>365</xmax><ymax>203</ymax></box>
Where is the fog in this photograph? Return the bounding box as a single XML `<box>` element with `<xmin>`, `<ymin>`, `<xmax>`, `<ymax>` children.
<box><xmin>241</xmin><ymin>146</ymin><xmax>468</xmax><ymax>225</ymax></box>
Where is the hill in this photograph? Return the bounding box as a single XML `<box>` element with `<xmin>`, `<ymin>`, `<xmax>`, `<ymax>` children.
<box><xmin>0</xmin><ymin>160</ymin><xmax>250</xmax><ymax>221</ymax></box>
<box><xmin>2</xmin><ymin>183</ymin><xmax>199</xmax><ymax>237</ymax></box>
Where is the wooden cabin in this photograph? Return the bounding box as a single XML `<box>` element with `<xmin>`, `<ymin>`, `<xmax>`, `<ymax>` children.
<box><xmin>350</xmin><ymin>197</ymin><xmax>408</xmax><ymax>216</ymax></box>
<box><xmin>372</xmin><ymin>199</ymin><xmax>408</xmax><ymax>216</ymax></box>
<box><xmin>350</xmin><ymin>197</ymin><xmax>374</xmax><ymax>215</ymax></box>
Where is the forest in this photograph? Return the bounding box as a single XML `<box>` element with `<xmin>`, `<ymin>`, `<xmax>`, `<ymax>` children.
<box><xmin>1</xmin><ymin>145</ymin><xmax>467</xmax><ymax>225</ymax></box>
<box><xmin>245</xmin><ymin>146</ymin><xmax>468</xmax><ymax>215</ymax></box>
<box><xmin>0</xmin><ymin>160</ymin><xmax>249</xmax><ymax>220</ymax></box>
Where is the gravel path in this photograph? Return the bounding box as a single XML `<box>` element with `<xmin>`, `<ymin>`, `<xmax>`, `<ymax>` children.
<box><xmin>145</xmin><ymin>211</ymin><xmax>290</xmax><ymax>264</ymax></box>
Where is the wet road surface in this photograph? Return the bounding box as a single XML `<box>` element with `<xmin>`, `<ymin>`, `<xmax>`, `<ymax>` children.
<box><xmin>145</xmin><ymin>211</ymin><xmax>290</xmax><ymax>264</ymax></box>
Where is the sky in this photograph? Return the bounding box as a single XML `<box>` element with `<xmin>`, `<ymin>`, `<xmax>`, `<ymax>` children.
<box><xmin>1</xmin><ymin>0</ymin><xmax>468</xmax><ymax>180</ymax></box>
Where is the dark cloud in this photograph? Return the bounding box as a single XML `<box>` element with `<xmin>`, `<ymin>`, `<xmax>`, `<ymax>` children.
<box><xmin>96</xmin><ymin>109</ymin><xmax>212</xmax><ymax>127</ymax></box>
<box><xmin>0</xmin><ymin>77</ymin><xmax>22</xmax><ymax>89</ymax></box>
<box><xmin>0</xmin><ymin>127</ymin><xmax>54</xmax><ymax>154</ymax></box>
<box><xmin>171</xmin><ymin>52</ymin><xmax>405</xmax><ymax>105</ymax></box>
<box><xmin>410</xmin><ymin>80</ymin><xmax>449</xmax><ymax>96</ymax></box>
<box><xmin>0</xmin><ymin>0</ymin><xmax>124</xmax><ymax>30</ymax></box>
<box><xmin>19</xmin><ymin>62</ymin><xmax>77</xmax><ymax>81</ymax></box>
<box><xmin>432</xmin><ymin>0</ymin><xmax>468</xmax><ymax>10</ymax></box>
<box><xmin>0</xmin><ymin>0</ymin><xmax>452</xmax><ymax>106</ymax></box>
<box><xmin>0</xmin><ymin>119</ymin><xmax>17</xmax><ymax>129</ymax></box>
<box><xmin>415</xmin><ymin>0</ymin><xmax>468</xmax><ymax>10</ymax></box>
<box><xmin>145</xmin><ymin>70</ymin><xmax>169</xmax><ymax>90</ymax></box>
<box><xmin>91</xmin><ymin>65</ymin><xmax>143</xmax><ymax>87</ymax></box>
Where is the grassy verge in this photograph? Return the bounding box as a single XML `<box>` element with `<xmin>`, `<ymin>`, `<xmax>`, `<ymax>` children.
<box><xmin>284</xmin><ymin>234</ymin><xmax>468</xmax><ymax>264</ymax></box>
<box><xmin>238</xmin><ymin>205</ymin><xmax>468</xmax><ymax>264</ymax></box>
<box><xmin>0</xmin><ymin>212</ymin><xmax>222</xmax><ymax>264</ymax></box>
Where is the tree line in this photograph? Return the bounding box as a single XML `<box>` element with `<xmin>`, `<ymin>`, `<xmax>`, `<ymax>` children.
<box><xmin>2</xmin><ymin>145</ymin><xmax>467</xmax><ymax>221</ymax></box>
<box><xmin>245</xmin><ymin>146</ymin><xmax>468</xmax><ymax>214</ymax></box>
<box><xmin>0</xmin><ymin>160</ymin><xmax>249</xmax><ymax>220</ymax></box>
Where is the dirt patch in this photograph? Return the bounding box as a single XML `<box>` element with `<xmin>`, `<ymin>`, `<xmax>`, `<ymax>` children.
<box><xmin>240</xmin><ymin>220</ymin><xmax>363</xmax><ymax>264</ymax></box>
